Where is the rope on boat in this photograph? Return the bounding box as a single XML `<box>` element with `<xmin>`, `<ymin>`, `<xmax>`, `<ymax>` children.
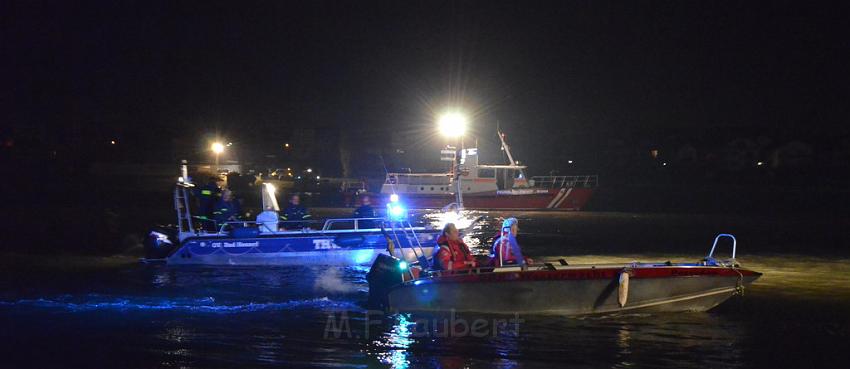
<box><xmin>732</xmin><ymin>266</ymin><xmax>745</xmax><ymax>296</ymax></box>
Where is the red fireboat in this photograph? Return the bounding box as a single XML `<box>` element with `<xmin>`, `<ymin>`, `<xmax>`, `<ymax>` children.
<box><xmin>380</xmin><ymin>128</ymin><xmax>596</xmax><ymax>210</ymax></box>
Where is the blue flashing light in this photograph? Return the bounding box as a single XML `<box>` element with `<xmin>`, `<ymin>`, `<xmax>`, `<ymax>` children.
<box><xmin>398</xmin><ymin>261</ymin><xmax>408</xmax><ymax>270</ymax></box>
<box><xmin>389</xmin><ymin>204</ymin><xmax>406</xmax><ymax>218</ymax></box>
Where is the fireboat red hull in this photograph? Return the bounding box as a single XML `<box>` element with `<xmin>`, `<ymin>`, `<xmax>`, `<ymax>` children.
<box><xmin>394</xmin><ymin>187</ymin><xmax>594</xmax><ymax>210</ymax></box>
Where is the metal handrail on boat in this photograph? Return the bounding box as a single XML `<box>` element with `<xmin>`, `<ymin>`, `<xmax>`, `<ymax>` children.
<box><xmin>708</xmin><ymin>233</ymin><xmax>737</xmax><ymax>260</ymax></box>
<box><xmin>385</xmin><ymin>172</ymin><xmax>451</xmax><ymax>185</ymax></box>
<box><xmin>207</xmin><ymin>217</ymin><xmax>425</xmax><ymax>236</ymax></box>
<box><xmin>705</xmin><ymin>233</ymin><xmax>738</xmax><ymax>268</ymax></box>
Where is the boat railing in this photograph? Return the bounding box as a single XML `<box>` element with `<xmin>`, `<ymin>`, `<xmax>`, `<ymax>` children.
<box><xmin>529</xmin><ymin>175</ymin><xmax>598</xmax><ymax>189</ymax></box>
<box><xmin>197</xmin><ymin>217</ymin><xmax>423</xmax><ymax>236</ymax></box>
<box><xmin>707</xmin><ymin>233</ymin><xmax>737</xmax><ymax>261</ymax></box>
<box><xmin>319</xmin><ymin>217</ymin><xmax>391</xmax><ymax>231</ymax></box>
<box><xmin>385</xmin><ymin>172</ymin><xmax>450</xmax><ymax>185</ymax></box>
<box><xmin>423</xmin><ymin>259</ymin><xmax>720</xmax><ymax>279</ymax></box>
<box><xmin>387</xmin><ymin>218</ymin><xmax>431</xmax><ymax>270</ymax></box>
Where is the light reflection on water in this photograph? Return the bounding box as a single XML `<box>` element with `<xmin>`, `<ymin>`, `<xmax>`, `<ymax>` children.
<box><xmin>1</xmin><ymin>211</ymin><xmax>849</xmax><ymax>368</ymax></box>
<box><xmin>370</xmin><ymin>314</ymin><xmax>414</xmax><ymax>369</ymax></box>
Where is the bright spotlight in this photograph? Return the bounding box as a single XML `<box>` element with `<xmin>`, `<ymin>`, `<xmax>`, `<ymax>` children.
<box><xmin>390</xmin><ymin>194</ymin><xmax>399</xmax><ymax>203</ymax></box>
<box><xmin>211</xmin><ymin>142</ymin><xmax>225</xmax><ymax>154</ymax></box>
<box><xmin>388</xmin><ymin>203</ymin><xmax>407</xmax><ymax>220</ymax></box>
<box><xmin>438</xmin><ymin>112</ymin><xmax>467</xmax><ymax>137</ymax></box>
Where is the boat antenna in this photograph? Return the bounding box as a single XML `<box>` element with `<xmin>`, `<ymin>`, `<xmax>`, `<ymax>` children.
<box><xmin>378</xmin><ymin>154</ymin><xmax>397</xmax><ymax>195</ymax></box>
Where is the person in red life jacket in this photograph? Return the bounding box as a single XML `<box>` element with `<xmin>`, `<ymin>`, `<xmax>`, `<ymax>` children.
<box><xmin>432</xmin><ymin>223</ymin><xmax>476</xmax><ymax>271</ymax></box>
<box><xmin>490</xmin><ymin>217</ymin><xmax>533</xmax><ymax>266</ymax></box>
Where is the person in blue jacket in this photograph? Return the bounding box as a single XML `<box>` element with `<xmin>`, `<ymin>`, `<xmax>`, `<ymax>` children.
<box><xmin>212</xmin><ymin>189</ymin><xmax>241</xmax><ymax>227</ymax></box>
<box><xmin>281</xmin><ymin>194</ymin><xmax>311</xmax><ymax>229</ymax></box>
<box><xmin>490</xmin><ymin>217</ymin><xmax>533</xmax><ymax>266</ymax></box>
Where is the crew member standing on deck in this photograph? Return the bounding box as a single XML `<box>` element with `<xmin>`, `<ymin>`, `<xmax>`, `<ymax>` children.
<box><xmin>195</xmin><ymin>177</ymin><xmax>221</xmax><ymax>213</ymax></box>
<box><xmin>195</xmin><ymin>177</ymin><xmax>222</xmax><ymax>228</ymax></box>
<box><xmin>353</xmin><ymin>195</ymin><xmax>377</xmax><ymax>228</ymax></box>
<box><xmin>281</xmin><ymin>194</ymin><xmax>311</xmax><ymax>229</ymax></box>
<box><xmin>212</xmin><ymin>189</ymin><xmax>241</xmax><ymax>227</ymax></box>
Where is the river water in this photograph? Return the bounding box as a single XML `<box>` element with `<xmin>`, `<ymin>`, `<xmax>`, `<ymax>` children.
<box><xmin>1</xmin><ymin>211</ymin><xmax>849</xmax><ymax>368</ymax></box>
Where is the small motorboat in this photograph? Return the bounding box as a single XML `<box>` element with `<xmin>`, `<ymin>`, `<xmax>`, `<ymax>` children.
<box><xmin>368</xmin><ymin>234</ymin><xmax>761</xmax><ymax>315</ymax></box>
<box><xmin>143</xmin><ymin>166</ymin><xmax>438</xmax><ymax>266</ymax></box>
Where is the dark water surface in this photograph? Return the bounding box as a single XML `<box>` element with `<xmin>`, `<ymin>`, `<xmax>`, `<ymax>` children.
<box><xmin>2</xmin><ymin>212</ymin><xmax>849</xmax><ymax>368</ymax></box>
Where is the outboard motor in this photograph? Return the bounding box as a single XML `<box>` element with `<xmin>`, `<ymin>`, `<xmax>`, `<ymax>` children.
<box><xmin>367</xmin><ymin>254</ymin><xmax>406</xmax><ymax>310</ymax></box>
<box><xmin>143</xmin><ymin>226</ymin><xmax>178</xmax><ymax>260</ymax></box>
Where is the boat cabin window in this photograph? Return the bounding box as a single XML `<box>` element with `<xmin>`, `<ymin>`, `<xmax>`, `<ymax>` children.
<box><xmin>478</xmin><ymin>168</ymin><xmax>495</xmax><ymax>178</ymax></box>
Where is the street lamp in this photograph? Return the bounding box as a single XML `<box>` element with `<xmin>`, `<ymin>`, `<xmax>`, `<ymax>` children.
<box><xmin>211</xmin><ymin>142</ymin><xmax>225</xmax><ymax>169</ymax></box>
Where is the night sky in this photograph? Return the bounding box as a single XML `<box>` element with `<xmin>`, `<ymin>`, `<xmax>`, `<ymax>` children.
<box><xmin>3</xmin><ymin>1</ymin><xmax>849</xmax><ymax>177</ymax></box>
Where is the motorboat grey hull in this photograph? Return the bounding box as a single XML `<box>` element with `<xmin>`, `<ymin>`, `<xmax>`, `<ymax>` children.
<box><xmin>384</xmin><ymin>265</ymin><xmax>760</xmax><ymax>315</ymax></box>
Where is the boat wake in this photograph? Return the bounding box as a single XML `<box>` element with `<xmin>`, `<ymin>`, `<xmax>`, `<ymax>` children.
<box><xmin>0</xmin><ymin>295</ymin><xmax>358</xmax><ymax>313</ymax></box>
<box><xmin>314</xmin><ymin>268</ymin><xmax>363</xmax><ymax>294</ymax></box>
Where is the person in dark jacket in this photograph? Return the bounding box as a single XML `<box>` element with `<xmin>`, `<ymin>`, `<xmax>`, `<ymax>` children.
<box><xmin>195</xmin><ymin>177</ymin><xmax>222</xmax><ymax>228</ymax></box>
<box><xmin>281</xmin><ymin>194</ymin><xmax>311</xmax><ymax>229</ymax></box>
<box><xmin>212</xmin><ymin>189</ymin><xmax>241</xmax><ymax>227</ymax></box>
<box><xmin>432</xmin><ymin>223</ymin><xmax>476</xmax><ymax>271</ymax></box>
<box><xmin>353</xmin><ymin>195</ymin><xmax>377</xmax><ymax>228</ymax></box>
<box><xmin>353</xmin><ymin>195</ymin><xmax>376</xmax><ymax>217</ymax></box>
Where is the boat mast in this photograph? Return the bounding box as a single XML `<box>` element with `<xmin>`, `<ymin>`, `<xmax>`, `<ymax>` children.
<box><xmin>497</xmin><ymin>126</ymin><xmax>527</xmax><ymax>179</ymax></box>
<box><xmin>454</xmin><ymin>138</ymin><xmax>465</xmax><ymax>211</ymax></box>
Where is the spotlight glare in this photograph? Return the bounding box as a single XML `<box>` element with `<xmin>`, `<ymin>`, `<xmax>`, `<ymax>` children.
<box><xmin>437</xmin><ymin>112</ymin><xmax>467</xmax><ymax>137</ymax></box>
